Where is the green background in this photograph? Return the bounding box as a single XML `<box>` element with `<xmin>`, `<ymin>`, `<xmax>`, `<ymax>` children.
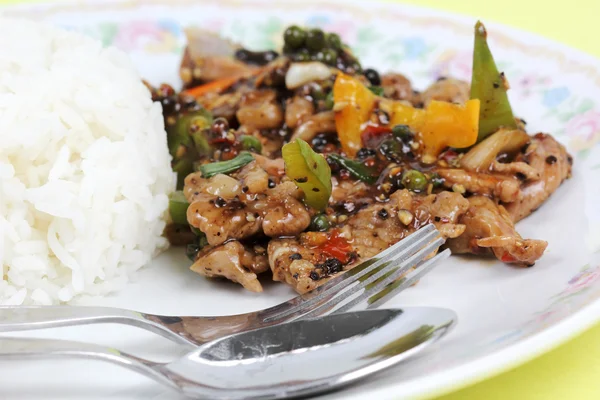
<box><xmin>2</xmin><ymin>0</ymin><xmax>599</xmax><ymax>398</ymax></box>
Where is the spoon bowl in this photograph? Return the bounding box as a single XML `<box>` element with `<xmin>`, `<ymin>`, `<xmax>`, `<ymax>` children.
<box><xmin>166</xmin><ymin>307</ymin><xmax>456</xmax><ymax>399</ymax></box>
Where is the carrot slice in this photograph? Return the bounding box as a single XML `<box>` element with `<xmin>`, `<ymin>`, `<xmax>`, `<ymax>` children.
<box><xmin>182</xmin><ymin>67</ymin><xmax>265</xmax><ymax>98</ymax></box>
<box><xmin>182</xmin><ymin>75</ymin><xmax>242</xmax><ymax>97</ymax></box>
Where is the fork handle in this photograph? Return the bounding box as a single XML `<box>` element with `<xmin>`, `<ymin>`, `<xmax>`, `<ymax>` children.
<box><xmin>0</xmin><ymin>336</ymin><xmax>176</xmax><ymax>389</ymax></box>
<box><xmin>0</xmin><ymin>306</ymin><xmax>192</xmax><ymax>346</ymax></box>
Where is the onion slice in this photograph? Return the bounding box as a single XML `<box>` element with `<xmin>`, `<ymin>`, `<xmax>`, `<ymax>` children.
<box><xmin>460</xmin><ymin>129</ymin><xmax>530</xmax><ymax>172</ymax></box>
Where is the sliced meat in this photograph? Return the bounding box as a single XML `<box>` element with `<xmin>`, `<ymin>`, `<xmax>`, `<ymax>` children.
<box><xmin>348</xmin><ymin>189</ymin><xmax>468</xmax><ymax>258</ymax></box>
<box><xmin>268</xmin><ymin>189</ymin><xmax>469</xmax><ymax>293</ymax></box>
<box><xmin>236</xmin><ymin>89</ymin><xmax>284</xmax><ymax>130</ymax></box>
<box><xmin>447</xmin><ymin>196</ymin><xmax>548</xmax><ymax>266</ymax></box>
<box><xmin>421</xmin><ymin>78</ymin><xmax>469</xmax><ymax>105</ymax></box>
<box><xmin>268</xmin><ymin>239</ymin><xmax>331</xmax><ymax>294</ymax></box>
<box><xmin>290</xmin><ymin>111</ymin><xmax>336</xmax><ymax>142</ymax></box>
<box><xmin>191</xmin><ymin>241</ymin><xmax>267</xmax><ymax>292</ymax></box>
<box><xmin>180</xmin><ymin>28</ymin><xmax>255</xmax><ymax>88</ymax></box>
<box><xmin>185</xmin><ymin>162</ymin><xmax>310</xmax><ymax>246</ymax></box>
<box><xmin>241</xmin><ymin>243</ymin><xmax>270</xmax><ymax>274</ymax></box>
<box><xmin>236</xmin><ymin>161</ymin><xmax>269</xmax><ymax>194</ymax></box>
<box><xmin>253</xmin><ymin>154</ymin><xmax>285</xmax><ymax>177</ymax></box>
<box><xmin>380</xmin><ymin>73</ymin><xmax>415</xmax><ymax>102</ymax></box>
<box><xmin>330</xmin><ymin>178</ymin><xmax>371</xmax><ymax>204</ymax></box>
<box><xmin>285</xmin><ymin>96</ymin><xmax>315</xmax><ymax>129</ymax></box>
<box><xmin>436</xmin><ymin>168</ymin><xmax>522</xmax><ymax>203</ymax></box>
<box><xmin>197</xmin><ymin>90</ymin><xmax>244</xmax><ymax>122</ymax></box>
<box><xmin>491</xmin><ymin>160</ymin><xmax>540</xmax><ymax>180</ymax></box>
<box><xmin>186</xmin><ymin>192</ymin><xmax>262</xmax><ymax>246</ymax></box>
<box><xmin>262</xmin><ymin>181</ymin><xmax>312</xmax><ymax>237</ymax></box>
<box><xmin>504</xmin><ymin>133</ymin><xmax>572</xmax><ymax>222</ymax></box>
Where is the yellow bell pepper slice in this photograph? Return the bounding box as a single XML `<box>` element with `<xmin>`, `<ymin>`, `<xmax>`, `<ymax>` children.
<box><xmin>333</xmin><ymin>73</ymin><xmax>480</xmax><ymax>162</ymax></box>
<box><xmin>333</xmin><ymin>72</ymin><xmax>375</xmax><ymax>156</ymax></box>
<box><xmin>389</xmin><ymin>99</ymin><xmax>481</xmax><ymax>162</ymax></box>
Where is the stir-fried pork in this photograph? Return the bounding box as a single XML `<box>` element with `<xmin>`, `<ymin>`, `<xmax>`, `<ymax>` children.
<box><xmin>447</xmin><ymin>196</ymin><xmax>548</xmax><ymax>266</ymax></box>
<box><xmin>185</xmin><ymin>162</ymin><xmax>310</xmax><ymax>246</ymax></box>
<box><xmin>268</xmin><ymin>190</ymin><xmax>469</xmax><ymax>293</ymax></box>
<box><xmin>285</xmin><ymin>96</ymin><xmax>315</xmax><ymax>129</ymax></box>
<box><xmin>491</xmin><ymin>160</ymin><xmax>540</xmax><ymax>180</ymax></box>
<box><xmin>380</xmin><ymin>73</ymin><xmax>416</xmax><ymax>103</ymax></box>
<box><xmin>504</xmin><ymin>133</ymin><xmax>572</xmax><ymax>222</ymax></box>
<box><xmin>190</xmin><ymin>241</ymin><xmax>268</xmax><ymax>292</ymax></box>
<box><xmin>180</xmin><ymin>29</ymin><xmax>255</xmax><ymax>88</ymax></box>
<box><xmin>290</xmin><ymin>111</ymin><xmax>336</xmax><ymax>142</ymax></box>
<box><xmin>436</xmin><ymin>168</ymin><xmax>522</xmax><ymax>203</ymax></box>
<box><xmin>236</xmin><ymin>89</ymin><xmax>284</xmax><ymax>130</ymax></box>
<box><xmin>161</xmin><ymin>24</ymin><xmax>574</xmax><ymax>294</ymax></box>
<box><xmin>421</xmin><ymin>78</ymin><xmax>470</xmax><ymax>105</ymax></box>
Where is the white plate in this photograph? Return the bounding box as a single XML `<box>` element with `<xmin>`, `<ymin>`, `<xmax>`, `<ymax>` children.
<box><xmin>2</xmin><ymin>0</ymin><xmax>600</xmax><ymax>399</ymax></box>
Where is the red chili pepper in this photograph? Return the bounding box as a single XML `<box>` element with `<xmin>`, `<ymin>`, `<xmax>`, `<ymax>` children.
<box><xmin>362</xmin><ymin>124</ymin><xmax>392</xmax><ymax>136</ymax></box>
<box><xmin>361</xmin><ymin>123</ymin><xmax>393</xmax><ymax>150</ymax></box>
<box><xmin>439</xmin><ymin>149</ymin><xmax>459</xmax><ymax>163</ymax></box>
<box><xmin>501</xmin><ymin>252</ymin><xmax>516</xmax><ymax>263</ymax></box>
<box><xmin>318</xmin><ymin>230</ymin><xmax>353</xmax><ymax>263</ymax></box>
<box><xmin>361</xmin><ymin>124</ymin><xmax>391</xmax><ymax>139</ymax></box>
<box><xmin>210</xmin><ymin>138</ymin><xmax>232</xmax><ymax>144</ymax></box>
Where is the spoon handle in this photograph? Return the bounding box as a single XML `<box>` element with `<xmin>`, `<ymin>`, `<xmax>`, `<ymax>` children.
<box><xmin>0</xmin><ymin>336</ymin><xmax>177</xmax><ymax>390</ymax></box>
<box><xmin>0</xmin><ymin>306</ymin><xmax>194</xmax><ymax>347</ymax></box>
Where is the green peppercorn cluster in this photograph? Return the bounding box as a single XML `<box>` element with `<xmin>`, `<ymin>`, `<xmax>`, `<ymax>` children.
<box><xmin>282</xmin><ymin>25</ymin><xmax>361</xmax><ymax>72</ymax></box>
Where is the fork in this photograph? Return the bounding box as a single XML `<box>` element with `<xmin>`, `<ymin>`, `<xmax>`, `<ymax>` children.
<box><xmin>0</xmin><ymin>224</ymin><xmax>449</xmax><ymax>350</ymax></box>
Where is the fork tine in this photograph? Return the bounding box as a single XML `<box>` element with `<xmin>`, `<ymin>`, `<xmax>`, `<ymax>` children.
<box><xmin>366</xmin><ymin>249</ymin><xmax>451</xmax><ymax>309</ymax></box>
<box><xmin>262</xmin><ymin>225</ymin><xmax>437</xmax><ymax>321</ymax></box>
<box><xmin>263</xmin><ymin>225</ymin><xmax>438</xmax><ymax>323</ymax></box>
<box><xmin>306</xmin><ymin>224</ymin><xmax>436</xmax><ymax>295</ymax></box>
<box><xmin>301</xmin><ymin>237</ymin><xmax>445</xmax><ymax>319</ymax></box>
<box><xmin>328</xmin><ymin>237</ymin><xmax>445</xmax><ymax>315</ymax></box>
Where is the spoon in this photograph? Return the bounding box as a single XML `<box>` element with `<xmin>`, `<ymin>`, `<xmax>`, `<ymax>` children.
<box><xmin>0</xmin><ymin>307</ymin><xmax>456</xmax><ymax>399</ymax></box>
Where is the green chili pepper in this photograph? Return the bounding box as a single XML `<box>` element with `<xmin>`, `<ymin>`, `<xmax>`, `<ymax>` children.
<box><xmin>470</xmin><ymin>21</ymin><xmax>517</xmax><ymax>141</ymax></box>
<box><xmin>368</xmin><ymin>86</ymin><xmax>384</xmax><ymax>96</ymax></box>
<box><xmin>239</xmin><ymin>135</ymin><xmax>262</xmax><ymax>153</ymax></box>
<box><xmin>172</xmin><ymin>158</ymin><xmax>194</xmax><ymax>190</ymax></box>
<box><xmin>167</xmin><ymin>108</ymin><xmax>214</xmax><ymax>189</ymax></box>
<box><xmin>198</xmin><ymin>151</ymin><xmax>254</xmax><ymax>178</ymax></box>
<box><xmin>169</xmin><ymin>191</ymin><xmax>189</xmax><ymax>225</ymax></box>
<box><xmin>327</xmin><ymin>153</ymin><xmax>378</xmax><ymax>184</ymax></box>
<box><xmin>282</xmin><ymin>138</ymin><xmax>332</xmax><ymax>211</ymax></box>
<box><xmin>168</xmin><ymin>109</ymin><xmax>213</xmax><ymax>158</ymax></box>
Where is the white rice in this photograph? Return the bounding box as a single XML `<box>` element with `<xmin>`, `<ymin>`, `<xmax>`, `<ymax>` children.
<box><xmin>0</xmin><ymin>19</ymin><xmax>176</xmax><ymax>305</ymax></box>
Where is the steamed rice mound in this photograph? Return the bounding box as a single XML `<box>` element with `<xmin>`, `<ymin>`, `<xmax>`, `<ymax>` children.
<box><xmin>0</xmin><ymin>19</ymin><xmax>176</xmax><ymax>304</ymax></box>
